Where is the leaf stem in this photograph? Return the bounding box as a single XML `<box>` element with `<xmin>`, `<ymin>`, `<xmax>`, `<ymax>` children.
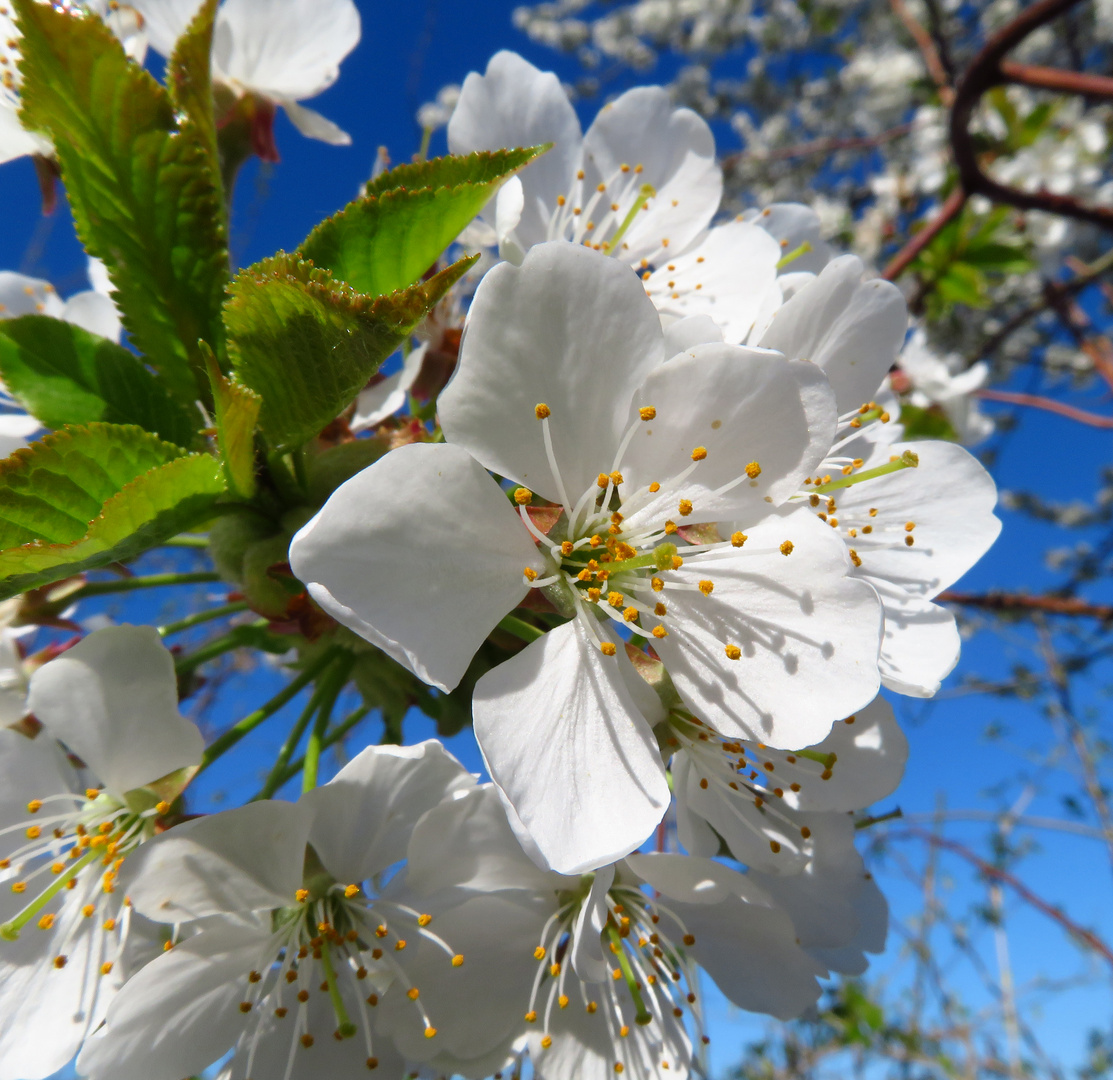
<box><xmin>68</xmin><ymin>571</ymin><xmax>220</xmax><ymax>602</ymax></box>
<box><xmin>158</xmin><ymin>600</ymin><xmax>249</xmax><ymax>638</ymax></box>
<box><xmin>302</xmin><ymin>656</ymin><xmax>355</xmax><ymax>793</ymax></box>
<box><xmin>174</xmin><ymin>619</ymin><xmax>268</xmax><ymax>675</ymax></box>
<box><xmin>270</xmin><ymin>704</ymin><xmax>372</xmax><ymax>790</ymax></box>
<box><xmin>497</xmin><ymin>614</ymin><xmax>545</xmax><ymax>643</ymax></box>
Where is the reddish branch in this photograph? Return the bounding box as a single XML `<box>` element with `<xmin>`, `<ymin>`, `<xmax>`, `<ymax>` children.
<box><xmin>891</xmin><ymin>828</ymin><xmax>1113</xmax><ymax>970</ymax></box>
<box><xmin>1000</xmin><ymin>60</ymin><xmax>1113</xmax><ymax>99</ymax></box>
<box><xmin>975</xmin><ymin>388</ymin><xmax>1113</xmax><ymax>427</ymax></box>
<box><xmin>950</xmin><ymin>0</ymin><xmax>1113</xmax><ymax>231</ymax></box>
<box><xmin>882</xmin><ymin>186</ymin><xmax>967</xmax><ymax>281</ymax></box>
<box><xmin>722</xmin><ymin>124</ymin><xmax>915</xmax><ymax>168</ymax></box>
<box><xmin>889</xmin><ymin>0</ymin><xmax>955</xmax><ymax>104</ymax></box>
<box><xmin>940</xmin><ymin>591</ymin><xmax>1113</xmax><ymax>620</ymax></box>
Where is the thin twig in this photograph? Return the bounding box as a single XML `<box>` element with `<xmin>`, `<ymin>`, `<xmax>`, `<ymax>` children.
<box><xmin>882</xmin><ymin>185</ymin><xmax>967</xmax><ymax>281</ymax></box>
<box><xmin>889</xmin><ymin>0</ymin><xmax>955</xmax><ymax>104</ymax></box>
<box><xmin>975</xmin><ymin>388</ymin><xmax>1113</xmax><ymax>427</ymax></box>
<box><xmin>940</xmin><ymin>590</ymin><xmax>1113</xmax><ymax>619</ymax></box>
<box><xmin>1000</xmin><ymin>60</ymin><xmax>1113</xmax><ymax>98</ymax></box>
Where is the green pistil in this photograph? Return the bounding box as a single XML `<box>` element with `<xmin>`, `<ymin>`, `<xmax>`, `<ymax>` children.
<box><xmin>795</xmin><ymin>748</ymin><xmax>837</xmax><ymax>769</ymax></box>
<box><xmin>813</xmin><ymin>450</ymin><xmax>919</xmax><ymax>494</ymax></box>
<box><xmin>776</xmin><ymin>241</ymin><xmax>812</xmax><ymax>269</ymax></box>
<box><xmin>603</xmin><ymin>183</ymin><xmax>657</xmax><ymax>255</ymax></box>
<box><xmin>605</xmin><ymin>923</ymin><xmax>653</xmax><ymax>1026</ymax></box>
<box><xmin>320</xmin><ymin>943</ymin><xmax>357</xmax><ymax>1038</ymax></box>
<box><xmin>597</xmin><ymin>550</ymin><xmax>664</xmax><ymax>577</ymax></box>
<box><xmin>0</xmin><ymin>848</ymin><xmax>99</xmax><ymax>940</ymax></box>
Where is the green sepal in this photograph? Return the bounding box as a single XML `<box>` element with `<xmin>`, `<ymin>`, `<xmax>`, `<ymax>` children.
<box><xmin>300</xmin><ymin>147</ymin><xmax>546</xmax><ymax>298</ymax></box>
<box><xmin>0</xmin><ymin>315</ymin><xmax>198</xmax><ymax>447</ymax></box>
<box><xmin>225</xmin><ymin>252</ymin><xmax>478</xmax><ymax>449</ymax></box>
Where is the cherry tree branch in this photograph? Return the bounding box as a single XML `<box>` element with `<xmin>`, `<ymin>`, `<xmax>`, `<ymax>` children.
<box><xmin>939</xmin><ymin>590</ymin><xmax>1113</xmax><ymax>620</ymax></box>
<box><xmin>975</xmin><ymin>388</ymin><xmax>1113</xmax><ymax>427</ymax></box>
<box><xmin>889</xmin><ymin>0</ymin><xmax>955</xmax><ymax>104</ymax></box>
<box><xmin>1000</xmin><ymin>60</ymin><xmax>1113</xmax><ymax>99</ymax></box>
<box><xmin>882</xmin><ymin>186</ymin><xmax>967</xmax><ymax>281</ymax></box>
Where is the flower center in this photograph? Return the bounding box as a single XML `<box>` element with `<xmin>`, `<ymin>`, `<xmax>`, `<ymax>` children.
<box><xmin>546</xmin><ymin>162</ymin><xmax>659</xmax><ymax>258</ymax></box>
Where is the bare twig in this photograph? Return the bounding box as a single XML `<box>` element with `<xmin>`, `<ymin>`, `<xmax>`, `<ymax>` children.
<box><xmin>975</xmin><ymin>388</ymin><xmax>1113</xmax><ymax>427</ymax></box>
<box><xmin>939</xmin><ymin>590</ymin><xmax>1113</xmax><ymax>619</ymax></box>
<box><xmin>890</xmin><ymin>0</ymin><xmax>955</xmax><ymax>104</ymax></box>
<box><xmin>882</xmin><ymin>185</ymin><xmax>968</xmax><ymax>280</ymax></box>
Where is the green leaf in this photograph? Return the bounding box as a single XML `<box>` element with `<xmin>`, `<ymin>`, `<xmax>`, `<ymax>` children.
<box><xmin>934</xmin><ymin>262</ymin><xmax>990</xmax><ymax>308</ymax></box>
<box><xmin>167</xmin><ymin>0</ymin><xmax>221</xmax><ymax>165</ymax></box>
<box><xmin>225</xmin><ymin>252</ymin><xmax>478</xmax><ymax>449</ymax></box>
<box><xmin>203</xmin><ymin>344</ymin><xmax>261</xmax><ymax>498</ymax></box>
<box><xmin>0</xmin><ymin>316</ymin><xmax>197</xmax><ymax>446</ymax></box>
<box><xmin>14</xmin><ymin>0</ymin><xmax>227</xmax><ymax>404</ymax></box>
<box><xmin>0</xmin><ymin>424</ymin><xmax>225</xmax><ymax>599</ymax></box>
<box><xmin>898</xmin><ymin>403</ymin><xmax>959</xmax><ymax>441</ymax></box>
<box><xmin>961</xmin><ymin>242</ymin><xmax>1033</xmax><ymax>274</ymax></box>
<box><xmin>300</xmin><ymin>147</ymin><xmax>545</xmax><ymax>298</ymax></box>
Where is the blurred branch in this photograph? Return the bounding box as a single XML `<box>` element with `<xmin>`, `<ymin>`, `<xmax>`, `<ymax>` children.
<box><xmin>999</xmin><ymin>60</ymin><xmax>1113</xmax><ymax>99</ymax></box>
<box><xmin>889</xmin><ymin>0</ymin><xmax>955</xmax><ymax>105</ymax></box>
<box><xmin>975</xmin><ymin>389</ymin><xmax>1113</xmax><ymax>427</ymax></box>
<box><xmin>940</xmin><ymin>589</ymin><xmax>1113</xmax><ymax>619</ymax></box>
<box><xmin>724</xmin><ymin>123</ymin><xmax>915</xmax><ymax>166</ymax></box>
<box><xmin>882</xmin><ymin>186</ymin><xmax>967</xmax><ymax>280</ymax></box>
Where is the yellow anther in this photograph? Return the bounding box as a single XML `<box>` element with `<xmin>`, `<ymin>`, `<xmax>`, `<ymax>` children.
<box><xmin>609</xmin><ymin>471</ymin><xmax>624</xmax><ymax>486</ymax></box>
<box><xmin>38</xmin><ymin>913</ymin><xmax>55</xmax><ymax>930</ymax></box>
<box><xmin>100</xmin><ymin>962</ymin><xmax>113</xmax><ymax>976</ymax></box>
<box><xmin>590</xmin><ymin>534</ymin><xmax>603</xmax><ymax>547</ymax></box>
<box><xmin>523</xmin><ymin>567</ymin><xmax>538</xmax><ymax>582</ymax></box>
<box><xmin>597</xmin><ymin>473</ymin><xmax>609</xmax><ymax>488</ymax></box>
<box><xmin>698</xmin><ymin>580</ymin><xmax>714</xmax><ymax>596</ymax></box>
<box><xmin>25</xmin><ymin>826</ymin><xmax>41</xmax><ymax>839</ymax></box>
<box><xmin>615</xmin><ymin>1064</ymin><xmax>625</xmax><ymax>1074</ymax></box>
<box><xmin>905</xmin><ymin>521</ymin><xmax>916</xmax><ymax>531</ymax></box>
<box><xmin>525</xmin><ymin>1010</ymin><xmax>538</xmax><ymax>1023</ymax></box>
<box><xmin>651</xmin><ymin>577</ymin><xmax>664</xmax><ymax>591</ymax></box>
<box><xmin>662</xmin><ymin>520</ymin><xmax>679</xmax><ymax>536</ymax></box>
<box><xmin>780</xmin><ymin>541</ymin><xmax>794</xmax><ymax>556</ymax></box>
<box><xmin>295</xmin><ymin>888</ymin><xmax>309</xmax><ymax>903</ymax></box>
<box><xmin>652</xmin><ymin>625</ymin><xmax>668</xmax><ymax>638</ymax></box>
<box><xmin>556</xmin><ymin>195</ymin><xmax>566</xmax><ymax>206</ymax></box>
<box><xmin>424</xmin><ymin>1027</ymin><xmax>437</xmax><ymax>1039</ymax></box>
<box><xmin>155</xmin><ymin>801</ymin><xmax>171</xmax><ymax>815</ymax></box>
<box><xmin>691</xmin><ymin>446</ymin><xmax>707</xmax><ymax>461</ymax></box>
<box><xmin>730</xmin><ymin>531</ymin><xmax>748</xmax><ymax>548</ymax></box>
<box><xmin>620</xmin><ymin>1025</ymin><xmax>630</xmax><ymax>1037</ymax></box>
<box><xmin>239</xmin><ymin>1001</ymin><xmax>252</xmax><ymax>1013</ymax></box>
<box><xmin>905</xmin><ymin>535</ymin><xmax>915</xmax><ymax>546</ymax></box>
<box><xmin>11</xmin><ymin>882</ymin><xmax>26</xmax><ymax>894</ymax></box>
<box><xmin>607</xmin><ymin>591</ymin><xmax>624</xmax><ymax>608</ymax></box>
<box><xmin>534</xmin><ymin>945</ymin><xmax>546</xmax><ymax>960</ymax></box>
<box><xmin>452</xmin><ymin>953</ymin><xmax>464</xmax><ymax>967</ymax></box>
<box><xmin>880</xmin><ymin>411</ymin><xmax>891</xmax><ymax>423</ymax></box>
<box><xmin>103</xmin><ymin>918</ymin><xmax>116</xmax><ymax>931</ymax></box>
<box><xmin>301</xmin><ymin>1034</ymin><xmax>315</xmax><ymax>1048</ymax></box>
<box><xmin>51</xmin><ymin>863</ymin><xmax>64</xmax><ymax>875</ymax></box>
<box><xmin>648</xmin><ymin>481</ymin><xmax>660</xmax><ymax>492</ymax></box>
<box><xmin>514</xmin><ymin>487</ymin><xmax>532</xmax><ymax>505</ymax></box>
<box><xmin>587</xmin><ymin>587</ymin><xmax>602</xmax><ymax>602</ymax></box>
<box><xmin>577</xmin><ymin>169</ymin><xmax>585</xmax><ymax>180</ymax></box>
<box><xmin>541</xmin><ymin>1036</ymin><xmax>553</xmax><ymax>1049</ymax></box>
<box><xmin>678</xmin><ymin>499</ymin><xmax>693</xmax><ymax>517</ymax></box>
<box><xmin>81</xmin><ymin>904</ymin><xmax>95</xmax><ymax>918</ymax></box>
<box><xmin>561</xmin><ymin>540</ymin><xmax>575</xmax><ymax>557</ymax></box>
<box><xmin>394</xmin><ymin>939</ymin><xmax>407</xmax><ymax>951</ymax></box>
<box><xmin>622</xmin><ymin>607</ymin><xmax>639</xmax><ymax>622</ymax></box>
<box><xmin>535</xmin><ymin>403</ymin><xmax>551</xmax><ymax>419</ymax></box>
<box><xmin>849</xmin><ymin>549</ymin><xmax>862</xmax><ymax>567</ymax></box>
<box><xmin>558</xmin><ymin>994</ymin><xmax>569</xmax><ymax>1008</ymax></box>
<box><xmin>745</xmin><ymin>461</ymin><xmax>762</xmax><ymax>479</ymax></box>
<box><xmin>85</xmin><ymin>789</ymin><xmax>99</xmax><ymax>801</ymax></box>
<box><xmin>417</xmin><ymin>913</ymin><xmax>432</xmax><ymax>926</ymax></box>
<box><xmin>26</xmin><ymin>800</ymin><xmax>42</xmax><ymax>814</ymax></box>
<box><xmin>53</xmin><ymin>955</ymin><xmax>67</xmax><ymax>968</ymax></box>
<box><xmin>725</xmin><ymin>644</ymin><xmax>742</xmax><ymax>661</ymax></box>
<box><xmin>639</xmin><ymin>406</ymin><xmax>656</xmax><ymax>421</ymax></box>
<box><xmin>600</xmin><ymin>642</ymin><xmax>617</xmax><ymax>656</ymax></box>
<box><xmin>670</xmin><ymin>555</ymin><xmax>684</xmax><ymax>570</ymax></box>
<box><xmin>407</xmin><ymin>987</ymin><xmax>420</xmax><ymax>1000</ymax></box>
<box><xmin>769</xmin><ymin>840</ymin><xmax>782</xmax><ymax>853</ymax></box>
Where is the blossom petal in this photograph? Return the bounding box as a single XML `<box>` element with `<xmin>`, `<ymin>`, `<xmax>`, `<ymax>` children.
<box><xmin>448</xmin><ymin>50</ymin><xmax>583</xmax><ymax>250</ymax></box>
<box><xmin>440</xmin><ymin>243</ymin><xmax>665</xmax><ymax>506</ymax></box>
<box><xmin>650</xmin><ymin>509</ymin><xmax>883</xmax><ymax>749</ymax></box>
<box><xmin>0</xmin><ymin>271</ymin><xmax>65</xmax><ymax>320</ymax></box>
<box><xmin>621</xmin><ymin>345</ymin><xmax>837</xmax><ymax>528</ymax></box>
<box><xmin>646</xmin><ymin>221</ymin><xmax>782</xmax><ymax>343</ymax></box>
<box><xmin>61</xmin><ymin>290</ymin><xmax>121</xmax><ymax>342</ymax></box>
<box><xmin>743</xmin><ymin>203</ymin><xmax>832</xmax><ymax>273</ymax></box>
<box><xmin>0</xmin><ymin>412</ymin><xmax>40</xmax><ymax>457</ymax></box>
<box><xmin>27</xmin><ymin>626</ymin><xmax>203</xmax><ymax>795</ymax></box>
<box><xmin>290</xmin><ymin>442</ymin><xmax>540</xmax><ymax>693</ymax></box>
<box><xmin>302</xmin><ymin>741</ymin><xmax>474</xmax><ymax>883</ymax></box>
<box><xmin>671</xmin><ymin>753</ymin><xmax>720</xmax><ymax>858</ymax></box>
<box><xmin>123</xmin><ymin>801</ymin><xmax>311</xmax><ymax>922</ymax></box>
<box><xmin>0</xmin><ymin>729</ymin><xmax>74</xmax><ymax>865</ymax></box>
<box><xmin>213</xmin><ymin>0</ymin><xmax>360</xmax><ymax>102</ymax></box>
<box><xmin>127</xmin><ymin>0</ymin><xmax>204</xmax><ymax>57</ymax></box>
<box><xmin>571</xmin><ymin>863</ymin><xmax>613</xmax><ymax>982</ymax></box>
<box><xmin>759</xmin><ymin>255</ymin><xmax>907</xmax><ymax>414</ymax></box>
<box><xmin>77</xmin><ymin>926</ymin><xmax>274</xmax><ymax>1080</ymax></box>
<box><xmin>626</xmin><ymin>851</ymin><xmax>767</xmax><ymax>906</ymax></box>
<box><xmin>662</xmin><ymin>314</ymin><xmax>722</xmax><ymax>354</ymax></box>
<box><xmin>581</xmin><ymin>86</ymin><xmax>721</xmax><ymax>266</ymax></box>
<box><xmin>281</xmin><ymin>99</ymin><xmax>351</xmax><ymax>145</ymax></box>
<box><xmin>877</xmin><ymin>596</ymin><xmax>961</xmax><ymax>696</ymax></box>
<box><xmin>807</xmin><ymin>873</ymin><xmax>888</xmax><ymax>975</ymax></box>
<box><xmin>473</xmin><ymin>620</ymin><xmax>670</xmax><ymax>875</ymax></box>
<box><xmin>351</xmin><ymin>343</ymin><xmax>427</xmax><ymax>431</ymax></box>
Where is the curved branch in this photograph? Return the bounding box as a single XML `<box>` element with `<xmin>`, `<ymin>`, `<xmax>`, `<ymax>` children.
<box><xmin>1000</xmin><ymin>60</ymin><xmax>1113</xmax><ymax>98</ymax></box>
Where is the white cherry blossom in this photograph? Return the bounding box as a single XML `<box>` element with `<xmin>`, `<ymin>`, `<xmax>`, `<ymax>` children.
<box><xmin>291</xmin><ymin>241</ymin><xmax>883</xmax><ymax>875</ymax></box>
<box><xmin>77</xmin><ymin>741</ymin><xmax>474</xmax><ymax>1080</ymax></box>
<box><xmin>0</xmin><ymin>626</ymin><xmax>203</xmax><ymax>1080</ymax></box>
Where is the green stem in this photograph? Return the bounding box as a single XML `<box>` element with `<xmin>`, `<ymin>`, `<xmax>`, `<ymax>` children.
<box><xmin>68</xmin><ymin>571</ymin><xmax>220</xmax><ymax>602</ymax></box>
<box><xmin>302</xmin><ymin>657</ymin><xmax>354</xmax><ymax>793</ymax></box>
<box><xmin>417</xmin><ymin>126</ymin><xmax>433</xmax><ymax>164</ymax></box>
<box><xmin>813</xmin><ymin>450</ymin><xmax>919</xmax><ymax>494</ymax></box>
<box><xmin>273</xmin><ymin>704</ymin><xmax>372</xmax><ymax>790</ymax></box>
<box><xmin>776</xmin><ymin>241</ymin><xmax>812</xmax><ymax>269</ymax></box>
<box><xmin>605</xmin><ymin>923</ymin><xmax>652</xmax><ymax>1025</ymax></box>
<box><xmin>497</xmin><ymin>614</ymin><xmax>545</xmax><ymax>643</ymax></box>
<box><xmin>195</xmin><ymin>651</ymin><xmax>341</xmax><ymax>775</ymax></box>
<box><xmin>320</xmin><ymin>943</ymin><xmax>357</xmax><ymax>1037</ymax></box>
<box><xmin>158</xmin><ymin>601</ymin><xmax>249</xmax><ymax>639</ymax></box>
<box><xmin>160</xmin><ymin>535</ymin><xmax>210</xmax><ymax>549</ymax></box>
<box><xmin>174</xmin><ymin>619</ymin><xmax>267</xmax><ymax>675</ymax></box>
<box><xmin>1</xmin><ymin>849</ymin><xmax>99</xmax><ymax>940</ymax></box>
<box><xmin>856</xmin><ymin>807</ymin><xmax>903</xmax><ymax>830</ymax></box>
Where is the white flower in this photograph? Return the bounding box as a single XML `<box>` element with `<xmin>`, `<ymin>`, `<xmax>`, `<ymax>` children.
<box><xmin>898</xmin><ymin>327</ymin><xmax>996</xmax><ymax>445</ymax></box>
<box><xmin>0</xmin><ymin>626</ymin><xmax>203</xmax><ymax>1080</ymax></box>
<box><xmin>132</xmin><ymin>0</ymin><xmax>361</xmax><ymax>148</ymax></box>
<box><xmin>291</xmin><ymin>242</ymin><xmax>883</xmax><ymax>875</ymax></box>
<box><xmin>77</xmin><ymin>741</ymin><xmax>475</xmax><ymax>1080</ymax></box>
<box><xmin>382</xmin><ymin>785</ymin><xmax>828</xmax><ymax>1080</ymax></box>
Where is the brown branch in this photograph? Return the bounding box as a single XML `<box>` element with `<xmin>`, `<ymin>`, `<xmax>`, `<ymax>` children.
<box><xmin>939</xmin><ymin>590</ymin><xmax>1113</xmax><ymax>620</ymax></box>
<box><xmin>882</xmin><ymin>186</ymin><xmax>967</xmax><ymax>281</ymax></box>
<box><xmin>1000</xmin><ymin>60</ymin><xmax>1113</xmax><ymax>99</ymax></box>
<box><xmin>891</xmin><ymin>828</ymin><xmax>1113</xmax><ymax>970</ymax></box>
<box><xmin>890</xmin><ymin>0</ymin><xmax>955</xmax><ymax>104</ymax></box>
<box><xmin>722</xmin><ymin>123</ymin><xmax>915</xmax><ymax>168</ymax></box>
<box><xmin>950</xmin><ymin>0</ymin><xmax>1113</xmax><ymax>231</ymax></box>
<box><xmin>975</xmin><ymin>388</ymin><xmax>1113</xmax><ymax>427</ymax></box>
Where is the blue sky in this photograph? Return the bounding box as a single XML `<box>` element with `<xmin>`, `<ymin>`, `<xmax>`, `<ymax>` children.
<box><xmin>2</xmin><ymin>1</ymin><xmax>1111</xmax><ymax>1075</ymax></box>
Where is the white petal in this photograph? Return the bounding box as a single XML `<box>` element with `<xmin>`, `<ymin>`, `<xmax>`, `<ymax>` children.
<box><xmin>681</xmin><ymin>895</ymin><xmax>825</xmax><ymax>1019</ymax></box>
<box><xmin>743</xmin><ymin>203</ymin><xmax>832</xmax><ymax>273</ymax></box>
<box><xmin>77</xmin><ymin>926</ymin><xmax>274</xmax><ymax>1080</ymax></box>
<box><xmin>581</xmin><ymin>86</ymin><xmax>721</xmax><ymax>266</ymax></box>
<box><xmin>671</xmin><ymin>753</ymin><xmax>720</xmax><ymax>859</ymax></box>
<box><xmin>61</xmin><ymin>290</ymin><xmax>122</xmax><ymax>342</ymax></box>
<box><xmin>302</xmin><ymin>740</ymin><xmax>474</xmax><ymax>882</ymax></box>
<box><xmin>473</xmin><ymin>620</ymin><xmax>670</xmax><ymax>875</ymax></box>
<box><xmin>289</xmin><ymin>442</ymin><xmax>540</xmax><ymax>693</ymax></box>
<box><xmin>128</xmin><ymin>0</ymin><xmax>204</xmax><ymax>57</ymax></box>
<box><xmin>0</xmin><ymin>100</ymin><xmax>51</xmax><ymax>165</ymax></box>
<box><xmin>620</xmin><ymin>345</ymin><xmax>837</xmax><ymax>528</ymax></box>
<box><xmin>495</xmin><ymin>174</ymin><xmax>527</xmax><ymax>261</ymax></box>
<box><xmin>0</xmin><ymin>729</ymin><xmax>74</xmax><ymax>864</ymax></box>
<box><xmin>280</xmin><ymin>99</ymin><xmax>351</xmax><ymax>144</ymax></box>
<box><xmin>662</xmin><ymin>313</ymin><xmax>722</xmax><ymax>354</ymax></box>
<box><xmin>0</xmin><ymin>271</ymin><xmax>65</xmax><ymax>320</ymax></box>
<box><xmin>571</xmin><ymin>864</ymin><xmax>613</xmax><ymax>982</ymax></box>
<box><xmin>652</xmin><ymin>509</ymin><xmax>883</xmax><ymax>749</ymax></box>
<box><xmin>646</xmin><ymin>221</ymin><xmax>782</xmax><ymax>343</ymax></box>
<box><xmin>787</xmin><ymin>696</ymin><xmax>908</xmax><ymax>811</ymax></box>
<box><xmin>447</xmin><ymin>50</ymin><xmax>583</xmax><ymax>251</ymax></box>
<box><xmin>807</xmin><ymin>873</ymin><xmax>889</xmax><ymax>974</ymax></box>
<box><xmin>403</xmin><ymin>785</ymin><xmax>564</xmax><ymax>897</ymax></box>
<box><xmin>759</xmin><ymin>255</ymin><xmax>907</xmax><ymax>414</ymax></box>
<box><xmin>350</xmin><ymin>342</ymin><xmax>426</xmax><ymax>431</ymax></box>
<box><xmin>27</xmin><ymin>626</ymin><xmax>203</xmax><ymax>795</ymax></box>
<box><xmin>626</xmin><ymin>851</ymin><xmax>766</xmax><ymax>906</ymax></box>
<box><xmin>123</xmin><ymin>801</ymin><xmax>311</xmax><ymax>922</ymax></box>
<box><xmin>440</xmin><ymin>243</ymin><xmax>665</xmax><ymax>506</ymax></box>
<box><xmin>214</xmin><ymin>0</ymin><xmax>360</xmax><ymax>101</ymax></box>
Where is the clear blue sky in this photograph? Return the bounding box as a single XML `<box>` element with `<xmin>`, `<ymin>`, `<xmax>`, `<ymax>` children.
<box><xmin>3</xmin><ymin>1</ymin><xmax>1110</xmax><ymax>1075</ymax></box>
